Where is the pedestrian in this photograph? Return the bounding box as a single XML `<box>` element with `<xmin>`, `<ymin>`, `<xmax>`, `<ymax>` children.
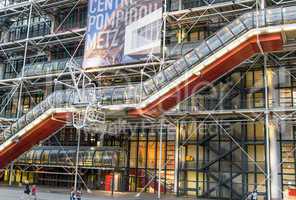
<box><xmin>251</xmin><ymin>189</ymin><xmax>258</xmax><ymax>200</ymax></box>
<box><xmin>23</xmin><ymin>180</ymin><xmax>30</xmax><ymax>200</ymax></box>
<box><xmin>75</xmin><ymin>187</ymin><xmax>82</xmax><ymax>200</ymax></box>
<box><xmin>31</xmin><ymin>184</ymin><xmax>37</xmax><ymax>200</ymax></box>
<box><xmin>70</xmin><ymin>187</ymin><xmax>75</xmax><ymax>200</ymax></box>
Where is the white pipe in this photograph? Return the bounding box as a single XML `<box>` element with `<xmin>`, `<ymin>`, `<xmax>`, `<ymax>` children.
<box><xmin>158</xmin><ymin>118</ymin><xmax>164</xmax><ymax>199</ymax></box>
<box><xmin>74</xmin><ymin>128</ymin><xmax>81</xmax><ymax>192</ymax></box>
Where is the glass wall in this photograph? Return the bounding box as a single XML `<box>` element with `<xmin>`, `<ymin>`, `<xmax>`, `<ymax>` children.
<box><xmin>8</xmin><ymin>15</ymin><xmax>51</xmax><ymax>42</ymax></box>
<box><xmin>128</xmin><ymin>125</ymin><xmax>175</xmax><ymax>193</ymax></box>
<box><xmin>279</xmin><ymin>120</ymin><xmax>296</xmax><ymax>195</ymax></box>
<box><xmin>177</xmin><ymin>121</ymin><xmax>267</xmax><ymax>199</ymax></box>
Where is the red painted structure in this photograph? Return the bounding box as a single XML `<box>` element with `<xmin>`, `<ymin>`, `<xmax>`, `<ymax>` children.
<box><xmin>0</xmin><ymin>113</ymin><xmax>71</xmax><ymax>168</ymax></box>
<box><xmin>128</xmin><ymin>33</ymin><xmax>283</xmax><ymax>118</ymax></box>
<box><xmin>0</xmin><ymin>33</ymin><xmax>283</xmax><ymax>168</ymax></box>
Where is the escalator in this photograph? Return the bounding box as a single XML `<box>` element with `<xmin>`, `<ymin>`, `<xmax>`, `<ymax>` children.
<box><xmin>1</xmin><ymin>6</ymin><xmax>296</xmax><ymax>168</ymax></box>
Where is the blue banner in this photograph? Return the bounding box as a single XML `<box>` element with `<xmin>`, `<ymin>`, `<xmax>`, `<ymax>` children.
<box><xmin>83</xmin><ymin>0</ymin><xmax>162</xmax><ymax>68</ymax></box>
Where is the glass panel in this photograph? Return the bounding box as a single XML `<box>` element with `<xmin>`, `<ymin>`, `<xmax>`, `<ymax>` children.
<box><xmin>240</xmin><ymin>12</ymin><xmax>254</xmax><ymax>29</ymax></box>
<box><xmin>164</xmin><ymin>65</ymin><xmax>178</xmax><ymax>81</ymax></box>
<box><xmin>206</xmin><ymin>35</ymin><xmax>222</xmax><ymax>51</ymax></box>
<box><xmin>41</xmin><ymin>62</ymin><xmax>49</xmax><ymax>73</ymax></box>
<box><xmin>41</xmin><ymin>150</ymin><xmax>49</xmax><ymax>164</ymax></box>
<box><xmin>50</xmin><ymin>61</ymin><xmax>59</xmax><ymax>73</ymax></box>
<box><xmin>216</xmin><ymin>27</ymin><xmax>234</xmax><ymax>44</ymax></box>
<box><xmin>101</xmin><ymin>89</ymin><xmax>113</xmax><ymax>105</ymax></box>
<box><xmin>185</xmin><ymin>50</ymin><xmax>199</xmax><ymax>66</ymax></box>
<box><xmin>174</xmin><ymin>57</ymin><xmax>188</xmax><ymax>74</ymax></box>
<box><xmin>228</xmin><ymin>19</ymin><xmax>246</xmax><ymax>35</ymax></box>
<box><xmin>153</xmin><ymin>71</ymin><xmax>167</xmax><ymax>88</ymax></box>
<box><xmin>266</xmin><ymin>8</ymin><xmax>282</xmax><ymax>25</ymax></box>
<box><xmin>144</xmin><ymin>79</ymin><xmax>157</xmax><ymax>95</ymax></box>
<box><xmin>256</xmin><ymin>10</ymin><xmax>266</xmax><ymax>27</ymax></box>
<box><xmin>195</xmin><ymin>42</ymin><xmax>211</xmax><ymax>59</ymax></box>
<box><xmin>34</xmin><ymin>63</ymin><xmax>44</xmax><ymax>75</ymax></box>
<box><xmin>33</xmin><ymin>150</ymin><xmax>42</xmax><ymax>164</ymax></box>
<box><xmin>283</xmin><ymin>7</ymin><xmax>296</xmax><ymax>24</ymax></box>
<box><xmin>126</xmin><ymin>86</ymin><xmax>137</xmax><ymax>103</ymax></box>
<box><xmin>58</xmin><ymin>60</ymin><xmax>67</xmax><ymax>70</ymax></box>
<box><xmin>112</xmin><ymin>88</ymin><xmax>125</xmax><ymax>104</ymax></box>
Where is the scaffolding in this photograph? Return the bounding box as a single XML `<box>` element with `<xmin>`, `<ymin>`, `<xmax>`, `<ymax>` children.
<box><xmin>1</xmin><ymin>0</ymin><xmax>296</xmax><ymax>199</ymax></box>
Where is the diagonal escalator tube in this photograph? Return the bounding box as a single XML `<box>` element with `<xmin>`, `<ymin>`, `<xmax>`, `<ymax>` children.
<box><xmin>1</xmin><ymin>6</ymin><xmax>296</xmax><ymax>168</ymax></box>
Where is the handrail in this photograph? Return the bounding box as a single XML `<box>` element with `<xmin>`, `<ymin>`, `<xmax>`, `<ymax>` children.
<box><xmin>1</xmin><ymin>5</ymin><xmax>296</xmax><ymax>144</ymax></box>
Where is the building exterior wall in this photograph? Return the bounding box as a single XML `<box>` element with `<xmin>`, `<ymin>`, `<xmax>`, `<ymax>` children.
<box><xmin>0</xmin><ymin>0</ymin><xmax>296</xmax><ymax>199</ymax></box>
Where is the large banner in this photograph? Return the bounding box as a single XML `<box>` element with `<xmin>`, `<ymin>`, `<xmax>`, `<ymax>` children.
<box><xmin>83</xmin><ymin>0</ymin><xmax>162</xmax><ymax>68</ymax></box>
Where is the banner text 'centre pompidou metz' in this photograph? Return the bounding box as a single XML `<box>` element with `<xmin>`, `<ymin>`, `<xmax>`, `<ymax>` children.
<box><xmin>83</xmin><ymin>0</ymin><xmax>162</xmax><ymax>68</ymax></box>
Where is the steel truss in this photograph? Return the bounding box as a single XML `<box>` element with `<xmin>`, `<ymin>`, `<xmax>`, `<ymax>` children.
<box><xmin>1</xmin><ymin>0</ymin><xmax>296</xmax><ymax>199</ymax></box>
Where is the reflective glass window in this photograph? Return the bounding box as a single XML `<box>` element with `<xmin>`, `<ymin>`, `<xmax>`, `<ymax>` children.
<box><xmin>266</xmin><ymin>8</ymin><xmax>282</xmax><ymax>25</ymax></box>
<box><xmin>195</xmin><ymin>42</ymin><xmax>211</xmax><ymax>59</ymax></box>
<box><xmin>50</xmin><ymin>61</ymin><xmax>59</xmax><ymax>73</ymax></box>
<box><xmin>217</xmin><ymin>27</ymin><xmax>234</xmax><ymax>44</ymax></box>
<box><xmin>41</xmin><ymin>62</ymin><xmax>49</xmax><ymax>74</ymax></box>
<box><xmin>112</xmin><ymin>88</ymin><xmax>125</xmax><ymax>104</ymax></box>
<box><xmin>184</xmin><ymin>50</ymin><xmax>199</xmax><ymax>66</ymax></box>
<box><xmin>207</xmin><ymin>35</ymin><xmax>222</xmax><ymax>51</ymax></box>
<box><xmin>283</xmin><ymin>7</ymin><xmax>296</xmax><ymax>23</ymax></box>
<box><xmin>83</xmin><ymin>151</ymin><xmax>95</xmax><ymax>166</ymax></box>
<box><xmin>153</xmin><ymin>71</ymin><xmax>167</xmax><ymax>89</ymax></box>
<box><xmin>163</xmin><ymin>65</ymin><xmax>177</xmax><ymax>82</ymax></box>
<box><xmin>33</xmin><ymin>150</ymin><xmax>42</xmax><ymax>164</ymax></box>
<box><xmin>58</xmin><ymin>60</ymin><xmax>67</xmax><ymax>70</ymax></box>
<box><xmin>27</xmin><ymin>151</ymin><xmax>34</xmax><ymax>164</ymax></box>
<box><xmin>41</xmin><ymin>150</ymin><xmax>49</xmax><ymax>164</ymax></box>
<box><xmin>25</xmin><ymin>65</ymin><xmax>34</xmax><ymax>76</ymax></box>
<box><xmin>125</xmin><ymin>86</ymin><xmax>137</xmax><ymax>103</ymax></box>
<box><xmin>173</xmin><ymin>57</ymin><xmax>188</xmax><ymax>74</ymax></box>
<box><xmin>240</xmin><ymin>12</ymin><xmax>254</xmax><ymax>29</ymax></box>
<box><xmin>93</xmin><ymin>151</ymin><xmax>102</xmax><ymax>167</ymax></box>
<box><xmin>256</xmin><ymin>11</ymin><xmax>266</xmax><ymax>27</ymax></box>
<box><xmin>18</xmin><ymin>154</ymin><xmax>27</xmax><ymax>164</ymax></box>
<box><xmin>143</xmin><ymin>79</ymin><xmax>157</xmax><ymax>95</ymax></box>
<box><xmin>228</xmin><ymin>19</ymin><xmax>246</xmax><ymax>35</ymax></box>
<box><xmin>34</xmin><ymin>63</ymin><xmax>44</xmax><ymax>75</ymax></box>
<box><xmin>101</xmin><ymin>89</ymin><xmax>113</xmax><ymax>105</ymax></box>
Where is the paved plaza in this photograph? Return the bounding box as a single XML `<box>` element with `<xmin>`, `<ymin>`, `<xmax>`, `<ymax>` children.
<box><xmin>0</xmin><ymin>186</ymin><xmax>197</xmax><ymax>200</ymax></box>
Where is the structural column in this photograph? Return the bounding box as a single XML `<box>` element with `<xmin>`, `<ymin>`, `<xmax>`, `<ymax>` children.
<box><xmin>264</xmin><ymin>55</ymin><xmax>282</xmax><ymax>200</ymax></box>
<box><xmin>269</xmin><ymin>118</ymin><xmax>282</xmax><ymax>200</ymax></box>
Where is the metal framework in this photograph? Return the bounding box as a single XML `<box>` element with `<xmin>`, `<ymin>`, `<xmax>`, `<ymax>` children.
<box><xmin>1</xmin><ymin>0</ymin><xmax>296</xmax><ymax>199</ymax></box>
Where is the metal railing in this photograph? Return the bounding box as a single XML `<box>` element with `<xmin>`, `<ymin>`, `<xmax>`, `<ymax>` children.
<box><xmin>23</xmin><ymin>57</ymin><xmax>82</xmax><ymax>77</ymax></box>
<box><xmin>1</xmin><ymin>6</ymin><xmax>296</xmax><ymax>145</ymax></box>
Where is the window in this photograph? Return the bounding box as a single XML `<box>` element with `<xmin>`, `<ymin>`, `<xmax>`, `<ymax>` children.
<box><xmin>58</xmin><ymin>6</ymin><xmax>87</xmax><ymax>31</ymax></box>
<box><xmin>8</xmin><ymin>15</ymin><xmax>51</xmax><ymax>42</ymax></box>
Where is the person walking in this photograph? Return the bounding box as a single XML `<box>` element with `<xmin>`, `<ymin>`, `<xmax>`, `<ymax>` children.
<box><xmin>251</xmin><ymin>189</ymin><xmax>258</xmax><ymax>200</ymax></box>
<box><xmin>22</xmin><ymin>180</ymin><xmax>30</xmax><ymax>200</ymax></box>
<box><xmin>70</xmin><ymin>187</ymin><xmax>75</xmax><ymax>200</ymax></box>
<box><xmin>75</xmin><ymin>187</ymin><xmax>82</xmax><ymax>200</ymax></box>
<box><xmin>31</xmin><ymin>185</ymin><xmax>37</xmax><ymax>200</ymax></box>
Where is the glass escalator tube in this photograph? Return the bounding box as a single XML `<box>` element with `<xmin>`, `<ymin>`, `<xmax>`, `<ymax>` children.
<box><xmin>125</xmin><ymin>86</ymin><xmax>138</xmax><ymax>104</ymax></box>
<box><xmin>206</xmin><ymin>35</ymin><xmax>223</xmax><ymax>52</ymax></box>
<box><xmin>266</xmin><ymin>7</ymin><xmax>282</xmax><ymax>26</ymax></box>
<box><xmin>227</xmin><ymin>18</ymin><xmax>247</xmax><ymax>37</ymax></box>
<box><xmin>173</xmin><ymin>57</ymin><xmax>189</xmax><ymax>74</ymax></box>
<box><xmin>283</xmin><ymin>6</ymin><xmax>296</xmax><ymax>24</ymax></box>
<box><xmin>112</xmin><ymin>87</ymin><xmax>125</xmax><ymax>104</ymax></box>
<box><xmin>101</xmin><ymin>88</ymin><xmax>113</xmax><ymax>105</ymax></box>
<box><xmin>194</xmin><ymin>41</ymin><xmax>211</xmax><ymax>62</ymax></box>
<box><xmin>184</xmin><ymin>49</ymin><xmax>199</xmax><ymax>68</ymax></box>
<box><xmin>163</xmin><ymin>63</ymin><xmax>179</xmax><ymax>82</ymax></box>
<box><xmin>153</xmin><ymin>71</ymin><xmax>168</xmax><ymax>89</ymax></box>
<box><xmin>143</xmin><ymin>78</ymin><xmax>158</xmax><ymax>96</ymax></box>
